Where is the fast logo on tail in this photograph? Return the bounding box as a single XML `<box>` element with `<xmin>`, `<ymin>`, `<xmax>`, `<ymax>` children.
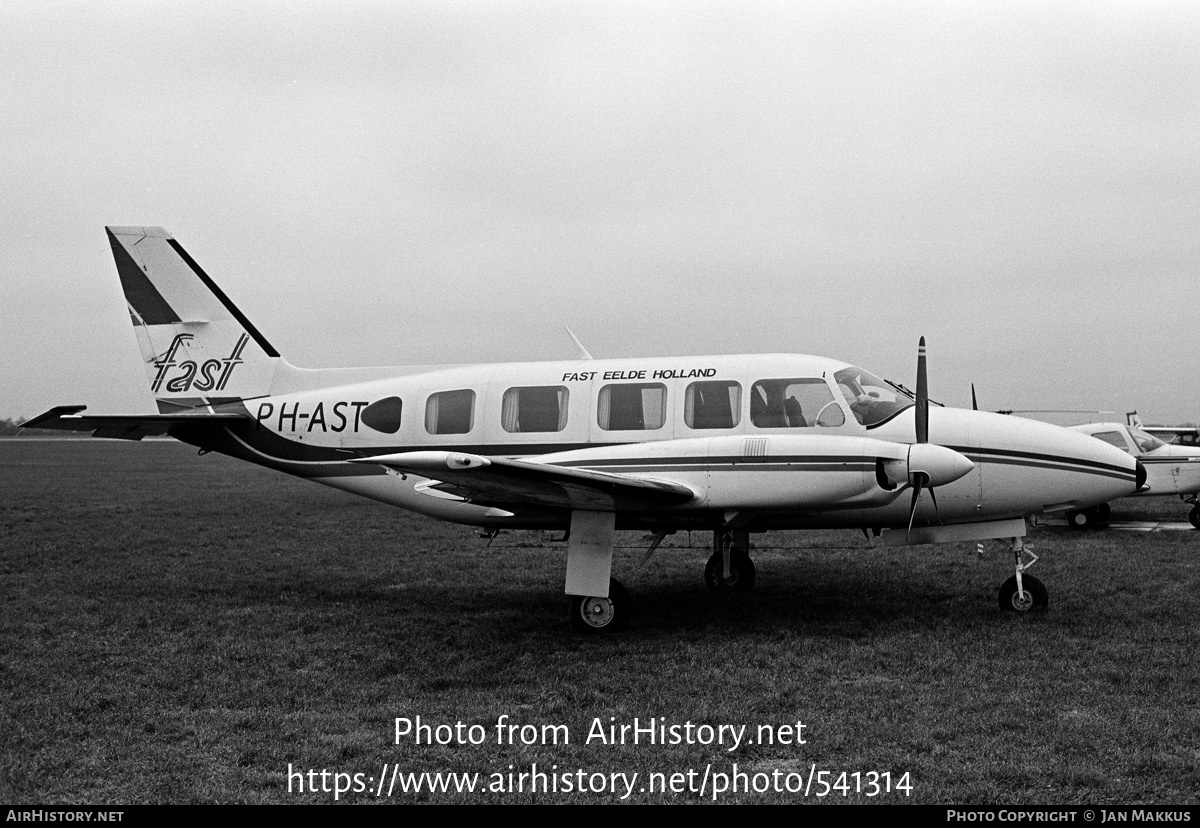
<box><xmin>150</xmin><ymin>332</ymin><xmax>249</xmax><ymax>395</ymax></box>
<box><xmin>108</xmin><ymin>226</ymin><xmax>281</xmax><ymax>410</ymax></box>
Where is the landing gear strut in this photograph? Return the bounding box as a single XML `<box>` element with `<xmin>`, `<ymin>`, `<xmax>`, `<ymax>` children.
<box><xmin>997</xmin><ymin>538</ymin><xmax>1047</xmax><ymax>613</ymax></box>
<box><xmin>705</xmin><ymin>529</ymin><xmax>756</xmax><ymax>591</ymax></box>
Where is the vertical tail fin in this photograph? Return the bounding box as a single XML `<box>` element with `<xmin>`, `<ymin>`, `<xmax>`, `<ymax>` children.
<box><xmin>108</xmin><ymin>226</ymin><xmax>284</xmax><ymax>412</ymax></box>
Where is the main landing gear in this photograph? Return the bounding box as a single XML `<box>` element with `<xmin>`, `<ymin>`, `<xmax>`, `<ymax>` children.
<box><xmin>997</xmin><ymin>538</ymin><xmax>1047</xmax><ymax>613</ymax></box>
<box><xmin>1185</xmin><ymin>496</ymin><xmax>1200</xmax><ymax>530</ymax></box>
<box><xmin>705</xmin><ymin>529</ymin><xmax>756</xmax><ymax>591</ymax></box>
<box><xmin>569</xmin><ymin>579</ymin><xmax>631</xmax><ymax>633</ymax></box>
<box><xmin>568</xmin><ymin>527</ymin><xmax>761</xmax><ymax>633</ymax></box>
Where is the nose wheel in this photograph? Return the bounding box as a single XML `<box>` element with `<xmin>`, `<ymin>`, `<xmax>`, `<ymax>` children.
<box><xmin>998</xmin><ymin>539</ymin><xmax>1047</xmax><ymax>613</ymax></box>
<box><xmin>998</xmin><ymin>573</ymin><xmax>1048</xmax><ymax>612</ymax></box>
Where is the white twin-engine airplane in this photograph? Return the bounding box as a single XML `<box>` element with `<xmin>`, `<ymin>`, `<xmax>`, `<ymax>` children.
<box><xmin>24</xmin><ymin>227</ymin><xmax>1146</xmax><ymax>632</ymax></box>
<box><xmin>1067</xmin><ymin>421</ymin><xmax>1200</xmax><ymax>529</ymax></box>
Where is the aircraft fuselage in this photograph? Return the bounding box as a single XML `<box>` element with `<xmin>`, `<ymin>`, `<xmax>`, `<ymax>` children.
<box><xmin>176</xmin><ymin>353</ymin><xmax>1139</xmax><ymax>533</ymax></box>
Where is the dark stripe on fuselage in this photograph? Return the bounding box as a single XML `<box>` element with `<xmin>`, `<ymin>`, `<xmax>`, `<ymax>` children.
<box><xmin>560</xmin><ymin>463</ymin><xmax>876</xmax><ymax>474</ymax></box>
<box><xmin>168</xmin><ymin>424</ymin><xmax>383</xmax><ymax>478</ymax></box>
<box><xmin>173</xmin><ymin>425</ymin><xmax>630</xmax><ymax>479</ymax></box>
<box><xmin>179</xmin><ymin>422</ymin><xmax>1136</xmax><ymax>487</ymax></box>
<box><xmin>943</xmin><ymin>444</ymin><xmax>1137</xmax><ymax>482</ymax></box>
<box><xmin>557</xmin><ymin>454</ymin><xmax>878</xmax><ymax>468</ymax></box>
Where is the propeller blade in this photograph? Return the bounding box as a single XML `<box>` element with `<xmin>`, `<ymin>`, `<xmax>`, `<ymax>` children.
<box><xmin>906</xmin><ymin>472</ymin><xmax>928</xmax><ymax>540</ymax></box>
<box><xmin>915</xmin><ymin>337</ymin><xmax>929</xmax><ymax>444</ymax></box>
<box><xmin>928</xmin><ymin>485</ymin><xmax>942</xmax><ymax>524</ymax></box>
<box><xmin>971</xmin><ymin>383</ymin><xmax>978</xmax><ymax>412</ymax></box>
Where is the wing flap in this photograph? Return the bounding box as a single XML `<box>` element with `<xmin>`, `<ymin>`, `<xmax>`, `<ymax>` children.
<box><xmin>350</xmin><ymin>450</ymin><xmax>697</xmax><ymax>512</ymax></box>
<box><xmin>20</xmin><ymin>405</ymin><xmax>249</xmax><ymax>441</ymax></box>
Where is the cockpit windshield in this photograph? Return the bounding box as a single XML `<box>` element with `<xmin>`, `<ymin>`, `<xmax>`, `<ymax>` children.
<box><xmin>1128</xmin><ymin>427</ymin><xmax>1166</xmax><ymax>453</ymax></box>
<box><xmin>834</xmin><ymin>366</ymin><xmax>915</xmax><ymax>427</ymax></box>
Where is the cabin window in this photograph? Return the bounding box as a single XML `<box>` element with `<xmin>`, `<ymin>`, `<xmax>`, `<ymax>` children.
<box><xmin>750</xmin><ymin>379</ymin><xmax>842</xmax><ymax>428</ymax></box>
<box><xmin>425</xmin><ymin>389</ymin><xmax>475</xmax><ymax>434</ymax></box>
<box><xmin>501</xmin><ymin>386</ymin><xmax>569</xmax><ymax>433</ymax></box>
<box><xmin>597</xmin><ymin>383</ymin><xmax>667</xmax><ymax>431</ymax></box>
<box><xmin>361</xmin><ymin>396</ymin><xmax>403</xmax><ymax>434</ymax></box>
<box><xmin>684</xmin><ymin>380</ymin><xmax>741</xmax><ymax>429</ymax></box>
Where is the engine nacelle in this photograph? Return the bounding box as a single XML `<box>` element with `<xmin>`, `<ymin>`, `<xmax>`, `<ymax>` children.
<box><xmin>882</xmin><ymin>443</ymin><xmax>974</xmax><ymax>490</ymax></box>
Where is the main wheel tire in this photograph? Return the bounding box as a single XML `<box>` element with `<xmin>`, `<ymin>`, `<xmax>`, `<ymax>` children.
<box><xmin>1190</xmin><ymin>505</ymin><xmax>1200</xmax><ymax>530</ymax></box>
<box><xmin>998</xmin><ymin>574</ymin><xmax>1048</xmax><ymax>613</ymax></box>
<box><xmin>1095</xmin><ymin>503</ymin><xmax>1111</xmax><ymax>523</ymax></box>
<box><xmin>569</xmin><ymin>579</ymin><xmax>630</xmax><ymax>633</ymax></box>
<box><xmin>704</xmin><ymin>551</ymin><xmax>757</xmax><ymax>591</ymax></box>
<box><xmin>1066</xmin><ymin>509</ymin><xmax>1090</xmax><ymax>529</ymax></box>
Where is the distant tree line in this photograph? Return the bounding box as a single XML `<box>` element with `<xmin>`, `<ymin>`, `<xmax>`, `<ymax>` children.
<box><xmin>0</xmin><ymin>417</ymin><xmax>86</xmax><ymax>437</ymax></box>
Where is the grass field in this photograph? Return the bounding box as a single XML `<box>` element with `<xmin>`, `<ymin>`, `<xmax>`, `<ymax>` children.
<box><xmin>2</xmin><ymin>440</ymin><xmax>1197</xmax><ymax>805</ymax></box>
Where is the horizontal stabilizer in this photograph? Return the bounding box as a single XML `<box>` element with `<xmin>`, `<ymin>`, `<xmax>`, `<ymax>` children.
<box><xmin>20</xmin><ymin>405</ymin><xmax>249</xmax><ymax>441</ymax></box>
<box><xmin>350</xmin><ymin>450</ymin><xmax>696</xmax><ymax>512</ymax></box>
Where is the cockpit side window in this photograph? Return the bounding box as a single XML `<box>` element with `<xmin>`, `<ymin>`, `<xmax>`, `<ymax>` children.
<box><xmin>750</xmin><ymin>379</ymin><xmax>844</xmax><ymax>428</ymax></box>
<box><xmin>1091</xmin><ymin>431</ymin><xmax>1131</xmax><ymax>453</ymax></box>
<box><xmin>1128</xmin><ymin>427</ymin><xmax>1166</xmax><ymax>453</ymax></box>
<box><xmin>834</xmin><ymin>366</ymin><xmax>914</xmax><ymax>427</ymax></box>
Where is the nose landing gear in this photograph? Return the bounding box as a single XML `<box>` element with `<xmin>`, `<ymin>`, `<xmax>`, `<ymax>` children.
<box><xmin>998</xmin><ymin>538</ymin><xmax>1047</xmax><ymax>613</ymax></box>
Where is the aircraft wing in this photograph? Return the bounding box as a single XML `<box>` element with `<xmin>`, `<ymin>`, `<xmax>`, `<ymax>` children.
<box><xmin>351</xmin><ymin>450</ymin><xmax>697</xmax><ymax>512</ymax></box>
<box><xmin>20</xmin><ymin>405</ymin><xmax>250</xmax><ymax>441</ymax></box>
<box><xmin>1143</xmin><ymin>426</ymin><xmax>1199</xmax><ymax>437</ymax></box>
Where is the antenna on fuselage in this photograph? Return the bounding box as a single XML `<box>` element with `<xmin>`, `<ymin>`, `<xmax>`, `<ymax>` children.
<box><xmin>564</xmin><ymin>326</ymin><xmax>594</xmax><ymax>360</ymax></box>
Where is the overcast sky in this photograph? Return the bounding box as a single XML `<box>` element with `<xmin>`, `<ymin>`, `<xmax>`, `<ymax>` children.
<box><xmin>3</xmin><ymin>1</ymin><xmax>1198</xmax><ymax>425</ymax></box>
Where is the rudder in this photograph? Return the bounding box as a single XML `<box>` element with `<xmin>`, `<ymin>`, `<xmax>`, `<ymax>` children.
<box><xmin>108</xmin><ymin>226</ymin><xmax>284</xmax><ymax>412</ymax></box>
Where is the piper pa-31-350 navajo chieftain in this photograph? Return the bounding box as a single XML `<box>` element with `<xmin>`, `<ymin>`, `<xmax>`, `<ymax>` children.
<box><xmin>23</xmin><ymin>227</ymin><xmax>1146</xmax><ymax>631</ymax></box>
